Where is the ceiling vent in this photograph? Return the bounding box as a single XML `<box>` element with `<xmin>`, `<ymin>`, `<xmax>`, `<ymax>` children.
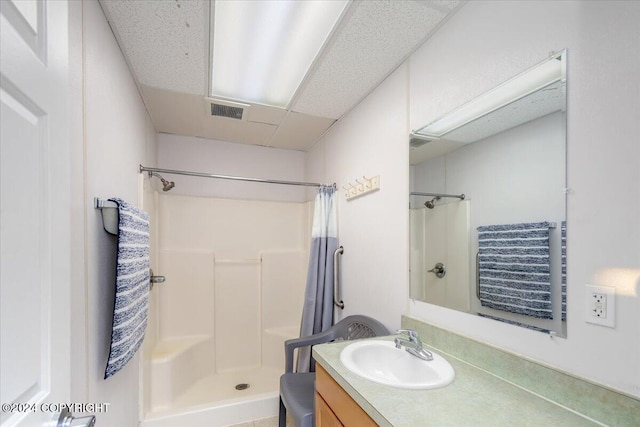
<box><xmin>205</xmin><ymin>98</ymin><xmax>250</xmax><ymax>121</ymax></box>
<box><xmin>409</xmin><ymin>134</ymin><xmax>433</xmax><ymax>149</ymax></box>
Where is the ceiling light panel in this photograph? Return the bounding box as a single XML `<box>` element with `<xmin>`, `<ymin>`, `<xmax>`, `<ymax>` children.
<box><xmin>416</xmin><ymin>53</ymin><xmax>564</xmax><ymax>138</ymax></box>
<box><xmin>211</xmin><ymin>0</ymin><xmax>348</xmax><ymax>108</ymax></box>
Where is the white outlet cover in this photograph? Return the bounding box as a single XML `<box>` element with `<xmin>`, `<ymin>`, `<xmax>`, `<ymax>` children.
<box><xmin>585</xmin><ymin>284</ymin><xmax>616</xmax><ymax>328</ymax></box>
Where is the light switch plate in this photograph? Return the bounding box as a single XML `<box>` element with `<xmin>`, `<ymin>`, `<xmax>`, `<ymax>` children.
<box><xmin>585</xmin><ymin>284</ymin><xmax>615</xmax><ymax>328</ymax></box>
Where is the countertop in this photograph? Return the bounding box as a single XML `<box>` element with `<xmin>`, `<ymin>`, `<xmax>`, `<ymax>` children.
<box><xmin>313</xmin><ymin>336</ymin><xmax>599</xmax><ymax>427</ymax></box>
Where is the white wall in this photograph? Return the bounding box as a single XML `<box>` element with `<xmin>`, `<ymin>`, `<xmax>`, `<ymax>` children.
<box><xmin>306</xmin><ymin>64</ymin><xmax>410</xmax><ymax>331</ymax></box>
<box><xmin>157</xmin><ymin>133</ymin><xmax>307</xmax><ymax>202</ymax></box>
<box><xmin>309</xmin><ymin>0</ymin><xmax>640</xmax><ymax>397</ymax></box>
<box><xmin>69</xmin><ymin>0</ymin><xmax>87</xmax><ymax>406</ymax></box>
<box><xmin>83</xmin><ymin>1</ymin><xmax>157</xmax><ymax>425</ymax></box>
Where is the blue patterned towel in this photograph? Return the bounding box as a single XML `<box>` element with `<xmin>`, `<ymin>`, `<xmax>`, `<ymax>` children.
<box><xmin>477</xmin><ymin>222</ymin><xmax>553</xmax><ymax>319</ymax></box>
<box><xmin>105</xmin><ymin>198</ymin><xmax>150</xmax><ymax>379</ymax></box>
<box><xmin>561</xmin><ymin>221</ymin><xmax>567</xmax><ymax>321</ymax></box>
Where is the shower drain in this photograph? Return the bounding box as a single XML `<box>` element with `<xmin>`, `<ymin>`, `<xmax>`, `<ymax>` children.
<box><xmin>235</xmin><ymin>383</ymin><xmax>250</xmax><ymax>391</ymax></box>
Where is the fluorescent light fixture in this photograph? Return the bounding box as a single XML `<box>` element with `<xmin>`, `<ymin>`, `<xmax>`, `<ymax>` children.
<box><xmin>210</xmin><ymin>0</ymin><xmax>349</xmax><ymax>108</ymax></box>
<box><xmin>416</xmin><ymin>52</ymin><xmax>565</xmax><ymax>138</ymax></box>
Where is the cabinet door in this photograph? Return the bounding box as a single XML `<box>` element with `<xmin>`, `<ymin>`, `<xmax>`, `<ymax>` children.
<box><xmin>315</xmin><ymin>393</ymin><xmax>344</xmax><ymax>427</ymax></box>
<box><xmin>315</xmin><ymin>365</ymin><xmax>378</xmax><ymax>427</ymax></box>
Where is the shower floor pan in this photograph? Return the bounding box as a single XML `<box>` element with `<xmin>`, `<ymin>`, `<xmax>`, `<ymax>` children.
<box><xmin>142</xmin><ymin>366</ymin><xmax>282</xmax><ymax>427</ymax></box>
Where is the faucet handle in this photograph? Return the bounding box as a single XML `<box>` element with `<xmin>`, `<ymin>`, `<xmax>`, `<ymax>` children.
<box><xmin>396</xmin><ymin>329</ymin><xmax>421</xmax><ymax>344</ymax></box>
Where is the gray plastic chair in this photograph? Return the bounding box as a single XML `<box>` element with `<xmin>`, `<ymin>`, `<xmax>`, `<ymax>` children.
<box><xmin>278</xmin><ymin>315</ymin><xmax>389</xmax><ymax>427</ymax></box>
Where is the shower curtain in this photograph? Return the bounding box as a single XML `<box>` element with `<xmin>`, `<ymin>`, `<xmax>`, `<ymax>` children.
<box><xmin>296</xmin><ymin>185</ymin><xmax>337</xmax><ymax>373</ymax></box>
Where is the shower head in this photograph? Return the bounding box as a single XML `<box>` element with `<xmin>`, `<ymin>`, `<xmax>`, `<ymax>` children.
<box><xmin>160</xmin><ymin>177</ymin><xmax>175</xmax><ymax>192</ymax></box>
<box><xmin>149</xmin><ymin>171</ymin><xmax>175</xmax><ymax>192</ymax></box>
<box><xmin>424</xmin><ymin>196</ymin><xmax>440</xmax><ymax>209</ymax></box>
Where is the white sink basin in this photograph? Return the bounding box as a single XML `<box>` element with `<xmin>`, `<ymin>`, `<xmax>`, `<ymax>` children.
<box><xmin>339</xmin><ymin>340</ymin><xmax>455</xmax><ymax>390</ymax></box>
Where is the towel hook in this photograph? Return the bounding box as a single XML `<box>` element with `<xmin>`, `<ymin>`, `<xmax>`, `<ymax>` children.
<box><xmin>363</xmin><ymin>176</ymin><xmax>372</xmax><ymax>189</ymax></box>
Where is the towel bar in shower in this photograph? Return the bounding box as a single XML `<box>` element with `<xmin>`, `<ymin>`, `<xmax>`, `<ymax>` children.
<box><xmin>476</xmin><ymin>251</ymin><xmax>480</xmax><ymax>300</ymax></box>
<box><xmin>333</xmin><ymin>246</ymin><xmax>345</xmax><ymax>309</ymax></box>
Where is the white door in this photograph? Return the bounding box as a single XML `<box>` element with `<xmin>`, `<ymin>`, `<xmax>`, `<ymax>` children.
<box><xmin>1</xmin><ymin>1</ymin><xmax>72</xmax><ymax>426</ymax></box>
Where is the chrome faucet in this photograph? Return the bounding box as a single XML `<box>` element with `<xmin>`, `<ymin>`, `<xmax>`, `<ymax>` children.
<box><xmin>394</xmin><ymin>329</ymin><xmax>433</xmax><ymax>361</ymax></box>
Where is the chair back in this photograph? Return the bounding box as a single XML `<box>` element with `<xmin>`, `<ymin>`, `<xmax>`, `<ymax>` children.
<box><xmin>334</xmin><ymin>315</ymin><xmax>389</xmax><ymax>341</ymax></box>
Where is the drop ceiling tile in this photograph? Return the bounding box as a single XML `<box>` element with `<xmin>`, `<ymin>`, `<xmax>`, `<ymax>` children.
<box><xmin>199</xmin><ymin>115</ymin><xmax>278</xmax><ymax>147</ymax></box>
<box><xmin>142</xmin><ymin>85</ymin><xmax>203</xmax><ymax>136</ymax></box>
<box><xmin>246</xmin><ymin>104</ymin><xmax>288</xmax><ymax>126</ymax></box>
<box><xmin>292</xmin><ymin>0</ymin><xmax>461</xmax><ymax>119</ymax></box>
<box><xmin>269</xmin><ymin>112</ymin><xmax>336</xmax><ymax>151</ymax></box>
<box><xmin>100</xmin><ymin>0</ymin><xmax>206</xmax><ymax>95</ymax></box>
<box><xmin>143</xmin><ymin>86</ymin><xmax>280</xmax><ymax>147</ymax></box>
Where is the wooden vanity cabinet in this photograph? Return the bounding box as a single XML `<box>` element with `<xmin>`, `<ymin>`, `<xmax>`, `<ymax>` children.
<box><xmin>315</xmin><ymin>364</ymin><xmax>377</xmax><ymax>427</ymax></box>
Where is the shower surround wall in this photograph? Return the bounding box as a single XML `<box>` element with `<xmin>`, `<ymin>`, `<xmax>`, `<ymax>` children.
<box><xmin>143</xmin><ymin>192</ymin><xmax>311</xmax><ymax>424</ymax></box>
<box><xmin>410</xmin><ymin>201</ymin><xmax>470</xmax><ymax>311</ymax></box>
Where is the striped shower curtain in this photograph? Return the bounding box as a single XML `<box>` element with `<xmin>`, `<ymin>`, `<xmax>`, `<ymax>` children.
<box><xmin>296</xmin><ymin>185</ymin><xmax>338</xmax><ymax>373</ymax></box>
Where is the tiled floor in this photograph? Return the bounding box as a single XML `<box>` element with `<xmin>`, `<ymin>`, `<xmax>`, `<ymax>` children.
<box><xmin>227</xmin><ymin>415</ymin><xmax>293</xmax><ymax>427</ymax></box>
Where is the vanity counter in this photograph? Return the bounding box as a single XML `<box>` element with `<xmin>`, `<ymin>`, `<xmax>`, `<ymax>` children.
<box><xmin>313</xmin><ymin>337</ymin><xmax>598</xmax><ymax>427</ymax></box>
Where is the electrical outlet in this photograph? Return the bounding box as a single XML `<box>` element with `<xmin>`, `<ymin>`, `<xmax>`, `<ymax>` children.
<box><xmin>585</xmin><ymin>284</ymin><xmax>615</xmax><ymax>328</ymax></box>
<box><xmin>592</xmin><ymin>293</ymin><xmax>607</xmax><ymax>318</ymax></box>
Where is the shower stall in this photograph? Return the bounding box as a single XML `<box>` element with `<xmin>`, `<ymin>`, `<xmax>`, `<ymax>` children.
<box><xmin>139</xmin><ymin>168</ymin><xmax>317</xmax><ymax>427</ymax></box>
<box><xmin>410</xmin><ymin>192</ymin><xmax>471</xmax><ymax>312</ymax></box>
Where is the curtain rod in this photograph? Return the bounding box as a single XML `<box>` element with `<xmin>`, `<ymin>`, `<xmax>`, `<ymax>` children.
<box><xmin>140</xmin><ymin>165</ymin><xmax>333</xmax><ymax>189</ymax></box>
<box><xmin>410</xmin><ymin>191</ymin><xmax>465</xmax><ymax>200</ymax></box>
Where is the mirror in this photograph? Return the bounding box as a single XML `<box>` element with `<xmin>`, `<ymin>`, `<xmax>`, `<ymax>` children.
<box><xmin>409</xmin><ymin>50</ymin><xmax>567</xmax><ymax>337</ymax></box>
